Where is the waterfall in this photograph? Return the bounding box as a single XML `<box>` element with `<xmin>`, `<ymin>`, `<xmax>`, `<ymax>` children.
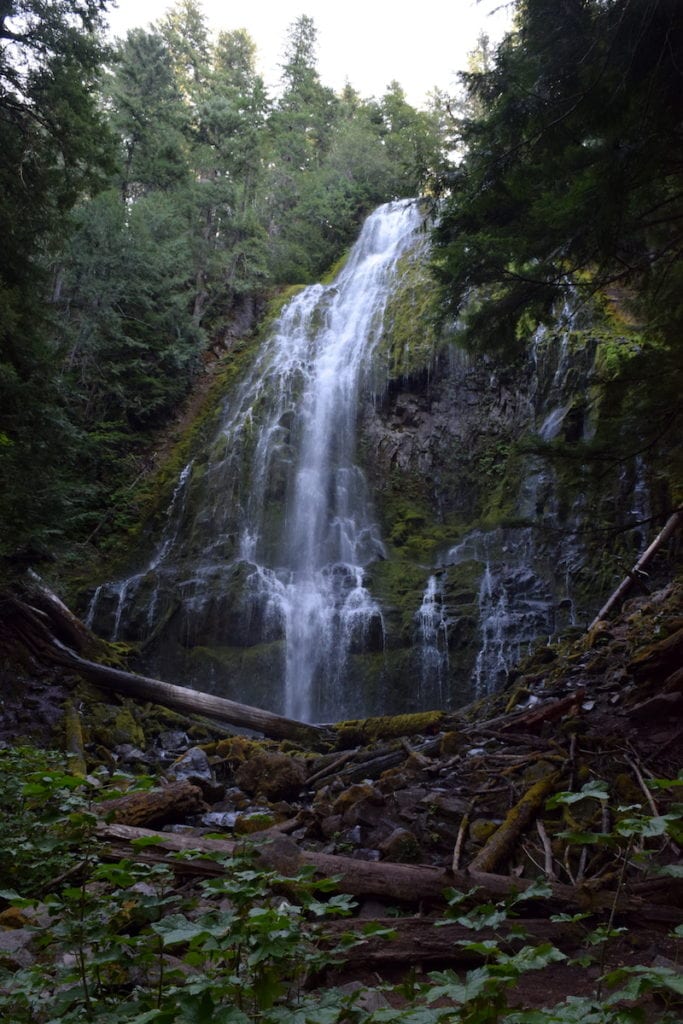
<box><xmin>90</xmin><ymin>200</ymin><xmax>424</xmax><ymax>722</ymax></box>
<box><xmin>85</xmin><ymin>204</ymin><xmax>637</xmax><ymax>717</ymax></box>
<box><xmin>415</xmin><ymin>575</ymin><xmax>449</xmax><ymax>705</ymax></box>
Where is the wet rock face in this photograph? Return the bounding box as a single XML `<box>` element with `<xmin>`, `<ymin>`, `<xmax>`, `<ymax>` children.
<box><xmin>362</xmin><ymin>350</ymin><xmax>534</xmax><ymax>526</ymax></box>
<box><xmin>82</xmin><ymin>213</ymin><xmax>668</xmax><ymax>718</ymax></box>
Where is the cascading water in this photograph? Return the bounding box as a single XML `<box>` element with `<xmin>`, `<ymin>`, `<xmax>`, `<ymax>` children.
<box><xmin>415</xmin><ymin>575</ymin><xmax>449</xmax><ymax>706</ymax></box>
<box><xmin>86</xmin><ymin>202</ymin><xmax>655</xmax><ymax>718</ymax></box>
<box><xmin>89</xmin><ymin>200</ymin><xmax>425</xmax><ymax>722</ymax></box>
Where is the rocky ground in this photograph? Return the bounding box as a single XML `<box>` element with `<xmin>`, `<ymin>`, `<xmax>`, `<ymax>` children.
<box><xmin>0</xmin><ymin>578</ymin><xmax>681</xmax><ymax>1017</ymax></box>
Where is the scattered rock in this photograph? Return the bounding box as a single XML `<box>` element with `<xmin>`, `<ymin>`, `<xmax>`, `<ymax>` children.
<box><xmin>235</xmin><ymin>749</ymin><xmax>306</xmax><ymax>800</ymax></box>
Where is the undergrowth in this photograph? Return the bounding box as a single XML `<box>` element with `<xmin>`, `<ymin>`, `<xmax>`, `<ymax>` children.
<box><xmin>0</xmin><ymin>748</ymin><xmax>681</xmax><ymax>1023</ymax></box>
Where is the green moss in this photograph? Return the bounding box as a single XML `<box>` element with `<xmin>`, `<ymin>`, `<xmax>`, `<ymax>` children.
<box><xmin>85</xmin><ymin>701</ymin><xmax>146</xmax><ymax>750</ymax></box>
<box><xmin>320</xmin><ymin>249</ymin><xmax>350</xmax><ymax>284</ymax></box>
<box><xmin>334</xmin><ymin>710</ymin><xmax>445</xmax><ymax>746</ymax></box>
<box><xmin>376</xmin><ymin>248</ymin><xmax>443</xmax><ymax>381</ymax></box>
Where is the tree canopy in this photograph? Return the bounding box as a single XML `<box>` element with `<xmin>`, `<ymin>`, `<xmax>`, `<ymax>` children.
<box><xmin>431</xmin><ymin>0</ymin><xmax>683</xmax><ymax>355</ymax></box>
<box><xmin>0</xmin><ymin>0</ymin><xmax>115</xmax><ymax>561</ymax></box>
<box><xmin>0</xmin><ymin>0</ymin><xmax>442</xmax><ymax>569</ymax></box>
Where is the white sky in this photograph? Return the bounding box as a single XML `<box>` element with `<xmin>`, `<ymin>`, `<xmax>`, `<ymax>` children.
<box><xmin>105</xmin><ymin>0</ymin><xmax>512</xmax><ymax>107</ymax></box>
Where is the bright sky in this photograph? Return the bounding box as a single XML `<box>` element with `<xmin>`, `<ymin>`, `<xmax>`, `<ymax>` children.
<box><xmin>105</xmin><ymin>0</ymin><xmax>512</xmax><ymax>107</ymax></box>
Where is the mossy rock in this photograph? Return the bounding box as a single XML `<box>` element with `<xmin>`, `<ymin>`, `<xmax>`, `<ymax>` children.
<box><xmin>234</xmin><ymin>750</ymin><xmax>306</xmax><ymax>800</ymax></box>
<box><xmin>85</xmin><ymin>701</ymin><xmax>146</xmax><ymax>750</ymax></box>
<box><xmin>379</xmin><ymin>827</ymin><xmax>421</xmax><ymax>863</ymax></box>
<box><xmin>234</xmin><ymin>812</ymin><xmax>279</xmax><ymax>835</ymax></box>
<box><xmin>332</xmin><ymin>783</ymin><xmax>382</xmax><ymax>816</ymax></box>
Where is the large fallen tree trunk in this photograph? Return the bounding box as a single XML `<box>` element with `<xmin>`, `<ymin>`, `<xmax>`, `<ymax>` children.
<box><xmin>54</xmin><ymin>642</ymin><xmax>332</xmax><ymax>748</ymax></box>
<box><xmin>317</xmin><ymin>916</ymin><xmax>585</xmax><ymax>969</ymax></box>
<box><xmin>5</xmin><ymin>590</ymin><xmax>332</xmax><ymax>749</ymax></box>
<box><xmin>589</xmin><ymin>507</ymin><xmax>682</xmax><ymax>630</ymax></box>
<box><xmin>96</xmin><ymin>823</ymin><xmax>683</xmax><ymax>925</ymax></box>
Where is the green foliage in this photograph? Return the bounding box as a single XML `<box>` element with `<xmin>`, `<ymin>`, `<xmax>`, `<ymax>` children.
<box><xmin>0</xmin><ymin>0</ymin><xmax>116</xmax><ymax>566</ymax></box>
<box><xmin>432</xmin><ymin>0</ymin><xmax>683</xmax><ymax>358</ymax></box>
<box><xmin>0</xmin><ymin>746</ymin><xmax>88</xmax><ymax>895</ymax></box>
<box><xmin>0</xmin><ymin>754</ymin><xmax>681</xmax><ymax>1024</ymax></box>
<box><xmin>0</xmin><ymin>0</ymin><xmax>446</xmax><ymax>567</ymax></box>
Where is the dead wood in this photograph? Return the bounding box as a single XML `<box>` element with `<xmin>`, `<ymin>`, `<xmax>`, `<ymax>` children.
<box><xmin>97</xmin><ymin>781</ymin><xmax>206</xmax><ymax>828</ymax></box>
<box><xmin>333</xmin><ymin>711</ymin><xmax>447</xmax><ymax>747</ymax></box>
<box><xmin>589</xmin><ymin>507</ymin><xmax>682</xmax><ymax>630</ymax></box>
<box><xmin>60</xmin><ymin>645</ymin><xmax>331</xmax><ymax>747</ymax></box>
<box><xmin>469</xmin><ymin>770</ymin><xmax>562</xmax><ymax>873</ymax></box>
<box><xmin>23</xmin><ymin>571</ymin><xmax>99</xmax><ymax>656</ymax></box>
<box><xmin>331</xmin><ymin>737</ymin><xmax>443</xmax><ymax>788</ymax></box>
<box><xmin>63</xmin><ymin>700</ymin><xmax>87</xmax><ymax>777</ymax></box>
<box><xmin>317</xmin><ymin>916</ymin><xmax>584</xmax><ymax>968</ymax></box>
<box><xmin>96</xmin><ymin>823</ymin><xmax>683</xmax><ymax>925</ymax></box>
<box><xmin>5</xmin><ymin>587</ymin><xmax>332</xmax><ymax>748</ymax></box>
<box><xmin>628</xmin><ymin>624</ymin><xmax>683</xmax><ymax>684</ymax></box>
<box><xmin>499</xmin><ymin>693</ymin><xmax>584</xmax><ymax>733</ymax></box>
<box><xmin>3</xmin><ymin>577</ymin><xmax>334</xmax><ymax>749</ymax></box>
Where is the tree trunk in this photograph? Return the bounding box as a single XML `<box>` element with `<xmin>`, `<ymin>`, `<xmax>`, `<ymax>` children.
<box><xmin>589</xmin><ymin>507</ymin><xmax>682</xmax><ymax>629</ymax></box>
<box><xmin>96</xmin><ymin>823</ymin><xmax>683</xmax><ymax>925</ymax></box>
<box><xmin>52</xmin><ymin>644</ymin><xmax>333</xmax><ymax>748</ymax></box>
<box><xmin>4</xmin><ymin>584</ymin><xmax>332</xmax><ymax>748</ymax></box>
<box><xmin>468</xmin><ymin>770</ymin><xmax>561</xmax><ymax>873</ymax></box>
<box><xmin>317</xmin><ymin>916</ymin><xmax>584</xmax><ymax>969</ymax></box>
<box><xmin>97</xmin><ymin>781</ymin><xmax>206</xmax><ymax>828</ymax></box>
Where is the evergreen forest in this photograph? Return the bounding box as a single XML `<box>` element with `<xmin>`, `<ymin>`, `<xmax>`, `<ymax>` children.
<box><xmin>0</xmin><ymin>0</ymin><xmax>444</xmax><ymax>567</ymax></box>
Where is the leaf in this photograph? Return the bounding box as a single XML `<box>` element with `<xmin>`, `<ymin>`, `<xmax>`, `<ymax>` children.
<box><xmin>546</xmin><ymin>781</ymin><xmax>609</xmax><ymax>809</ymax></box>
<box><xmin>0</xmin><ymin>889</ymin><xmax>33</xmax><ymax>906</ymax></box>
<box><xmin>131</xmin><ymin>835</ymin><xmax>166</xmax><ymax>848</ymax></box>
<box><xmin>655</xmin><ymin>864</ymin><xmax>683</xmax><ymax>878</ymax></box>
<box><xmin>426</xmin><ymin>965</ymin><xmax>503</xmax><ymax>1004</ymax></box>
<box><xmin>502</xmin><ymin>943</ymin><xmax>567</xmax><ymax>972</ymax></box>
<box><xmin>151</xmin><ymin>914</ymin><xmax>209</xmax><ymax>946</ymax></box>
<box><xmin>615</xmin><ymin>814</ymin><xmax>673</xmax><ymax>838</ymax></box>
<box><xmin>456</xmin><ymin>939</ymin><xmax>500</xmax><ymax>956</ymax></box>
<box><xmin>509</xmin><ymin>879</ymin><xmax>554</xmax><ymax>904</ymax></box>
<box><xmin>604</xmin><ymin>964</ymin><xmax>683</xmax><ymax>1000</ymax></box>
<box><xmin>370</xmin><ymin>1007</ymin><xmax>448</xmax><ymax>1023</ymax></box>
<box><xmin>646</xmin><ymin>775</ymin><xmax>683</xmax><ymax>790</ymax></box>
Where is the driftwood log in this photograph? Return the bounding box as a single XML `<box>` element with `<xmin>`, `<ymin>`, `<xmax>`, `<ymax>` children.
<box><xmin>96</xmin><ymin>823</ymin><xmax>683</xmax><ymax>926</ymax></box>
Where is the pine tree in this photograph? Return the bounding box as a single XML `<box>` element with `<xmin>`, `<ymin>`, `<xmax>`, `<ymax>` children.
<box><xmin>432</xmin><ymin>0</ymin><xmax>683</xmax><ymax>355</ymax></box>
<box><xmin>0</xmin><ymin>0</ymin><xmax>115</xmax><ymax>564</ymax></box>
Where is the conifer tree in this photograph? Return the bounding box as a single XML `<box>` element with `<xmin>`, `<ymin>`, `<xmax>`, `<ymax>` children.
<box><xmin>0</xmin><ymin>0</ymin><xmax>114</xmax><ymax>563</ymax></box>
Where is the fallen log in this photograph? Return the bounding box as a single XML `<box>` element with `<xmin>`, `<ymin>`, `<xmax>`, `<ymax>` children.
<box><xmin>59</xmin><ymin>645</ymin><xmax>333</xmax><ymax>748</ymax></box>
<box><xmin>317</xmin><ymin>916</ymin><xmax>584</xmax><ymax>969</ymax></box>
<box><xmin>97</xmin><ymin>781</ymin><xmax>206</xmax><ymax>828</ymax></box>
<box><xmin>469</xmin><ymin>769</ymin><xmax>562</xmax><ymax>874</ymax></box>
<box><xmin>589</xmin><ymin>507</ymin><xmax>682</xmax><ymax>630</ymax></box>
<box><xmin>628</xmin><ymin>624</ymin><xmax>683</xmax><ymax>685</ymax></box>
<box><xmin>499</xmin><ymin>694</ymin><xmax>584</xmax><ymax>734</ymax></box>
<box><xmin>96</xmin><ymin>823</ymin><xmax>683</xmax><ymax>925</ymax></box>
<box><xmin>6</xmin><ymin>590</ymin><xmax>332</xmax><ymax>748</ymax></box>
<box><xmin>332</xmin><ymin>737</ymin><xmax>442</xmax><ymax>788</ymax></box>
